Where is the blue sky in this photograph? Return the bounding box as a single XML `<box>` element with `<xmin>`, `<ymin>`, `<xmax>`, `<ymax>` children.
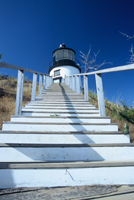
<box><xmin>0</xmin><ymin>0</ymin><xmax>134</xmax><ymax>106</ymax></box>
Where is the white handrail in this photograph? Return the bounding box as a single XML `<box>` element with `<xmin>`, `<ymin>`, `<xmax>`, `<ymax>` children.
<box><xmin>0</xmin><ymin>62</ymin><xmax>52</xmax><ymax>115</ymax></box>
<box><xmin>65</xmin><ymin>63</ymin><xmax>134</xmax><ymax>117</ymax></box>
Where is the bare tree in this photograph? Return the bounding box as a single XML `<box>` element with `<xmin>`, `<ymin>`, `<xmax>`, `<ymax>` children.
<box><xmin>120</xmin><ymin>31</ymin><xmax>134</xmax><ymax>64</ymax></box>
<box><xmin>80</xmin><ymin>45</ymin><xmax>112</xmax><ymax>73</ymax></box>
<box><xmin>0</xmin><ymin>54</ymin><xmax>3</xmax><ymax>60</ymax></box>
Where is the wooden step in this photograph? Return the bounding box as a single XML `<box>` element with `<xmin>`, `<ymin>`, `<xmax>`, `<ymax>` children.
<box><xmin>21</xmin><ymin>112</ymin><xmax>100</xmax><ymax>117</ymax></box>
<box><xmin>11</xmin><ymin>116</ymin><xmax>111</xmax><ymax>123</ymax></box>
<box><xmin>0</xmin><ymin>143</ymin><xmax>134</xmax><ymax>162</ymax></box>
<box><xmin>24</xmin><ymin>105</ymin><xmax>96</xmax><ymax>109</ymax></box>
<box><xmin>0</xmin><ymin>130</ymin><xmax>129</xmax><ymax>144</ymax></box>
<box><xmin>2</xmin><ymin>122</ymin><xmax>118</xmax><ymax>132</ymax></box>
<box><xmin>0</xmin><ymin>160</ymin><xmax>134</xmax><ymax>188</ymax></box>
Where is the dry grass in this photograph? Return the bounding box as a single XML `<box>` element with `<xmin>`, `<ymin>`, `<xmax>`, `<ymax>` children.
<box><xmin>0</xmin><ymin>79</ymin><xmax>39</xmax><ymax>129</ymax></box>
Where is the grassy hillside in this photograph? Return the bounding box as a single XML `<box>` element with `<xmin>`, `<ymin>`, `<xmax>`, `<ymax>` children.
<box><xmin>0</xmin><ymin>77</ymin><xmax>38</xmax><ymax>130</ymax></box>
<box><xmin>89</xmin><ymin>91</ymin><xmax>134</xmax><ymax>142</ymax></box>
<box><xmin>0</xmin><ymin>77</ymin><xmax>134</xmax><ymax>142</ymax></box>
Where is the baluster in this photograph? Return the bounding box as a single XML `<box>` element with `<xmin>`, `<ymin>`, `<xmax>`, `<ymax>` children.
<box><xmin>76</xmin><ymin>75</ymin><xmax>80</xmax><ymax>94</ymax></box>
<box><xmin>84</xmin><ymin>75</ymin><xmax>88</xmax><ymax>101</ymax></box>
<box><xmin>39</xmin><ymin>74</ymin><xmax>42</xmax><ymax>94</ymax></box>
<box><xmin>45</xmin><ymin>76</ymin><xmax>48</xmax><ymax>89</ymax></box>
<box><xmin>43</xmin><ymin>75</ymin><xmax>46</xmax><ymax>90</ymax></box>
<box><xmin>31</xmin><ymin>73</ymin><xmax>37</xmax><ymax>101</ymax></box>
<box><xmin>69</xmin><ymin>76</ymin><xmax>71</xmax><ymax>89</ymax></box>
<box><xmin>95</xmin><ymin>73</ymin><xmax>106</xmax><ymax>117</ymax></box>
<box><xmin>51</xmin><ymin>76</ymin><xmax>53</xmax><ymax>85</ymax></box>
<box><xmin>15</xmin><ymin>70</ymin><xmax>24</xmax><ymax>115</ymax></box>
<box><xmin>74</xmin><ymin>75</ymin><xmax>77</xmax><ymax>92</ymax></box>
<box><xmin>64</xmin><ymin>75</ymin><xmax>66</xmax><ymax>84</ymax></box>
<box><xmin>70</xmin><ymin>76</ymin><xmax>73</xmax><ymax>89</ymax></box>
<box><xmin>72</xmin><ymin>76</ymin><xmax>74</xmax><ymax>90</ymax></box>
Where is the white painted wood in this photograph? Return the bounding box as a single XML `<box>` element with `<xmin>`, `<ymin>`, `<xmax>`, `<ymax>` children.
<box><xmin>35</xmin><ymin>95</ymin><xmax>83</xmax><ymax>99</ymax></box>
<box><xmin>0</xmin><ymin>134</ymin><xmax>130</xmax><ymax>144</ymax></box>
<box><xmin>69</xmin><ymin>76</ymin><xmax>71</xmax><ymax>89</ymax></box>
<box><xmin>67</xmin><ymin>76</ymin><xmax>69</xmax><ymax>85</ymax></box>
<box><xmin>11</xmin><ymin>116</ymin><xmax>110</xmax><ymax>123</ymax></box>
<box><xmin>0</xmin><ymin>146</ymin><xmax>133</xmax><ymax>161</ymax></box>
<box><xmin>0</xmin><ymin>61</ymin><xmax>48</xmax><ymax>75</ymax></box>
<box><xmin>84</xmin><ymin>75</ymin><xmax>88</xmax><ymax>101</ymax></box>
<box><xmin>76</xmin><ymin>75</ymin><xmax>80</xmax><ymax>95</ymax></box>
<box><xmin>22</xmin><ymin>112</ymin><xmax>100</xmax><ymax>117</ymax></box>
<box><xmin>95</xmin><ymin>73</ymin><xmax>106</xmax><ymax>117</ymax></box>
<box><xmin>50</xmin><ymin>76</ymin><xmax>53</xmax><ymax>85</ymax></box>
<box><xmin>64</xmin><ymin>75</ymin><xmax>66</xmax><ymax>84</ymax></box>
<box><xmin>21</xmin><ymin>108</ymin><xmax>99</xmax><ymax>113</ymax></box>
<box><xmin>45</xmin><ymin>76</ymin><xmax>48</xmax><ymax>89</ymax></box>
<box><xmin>48</xmin><ymin>76</ymin><xmax>50</xmax><ymax>87</ymax></box>
<box><xmin>31</xmin><ymin>73</ymin><xmax>37</xmax><ymax>101</ymax></box>
<box><xmin>35</xmin><ymin>99</ymin><xmax>86</xmax><ymax>102</ymax></box>
<box><xmin>2</xmin><ymin>123</ymin><xmax>118</xmax><ymax>132</ymax></box>
<box><xmin>15</xmin><ymin>70</ymin><xmax>24</xmax><ymax>115</ymax></box>
<box><xmin>72</xmin><ymin>76</ymin><xmax>75</xmax><ymax>91</ymax></box>
<box><xmin>43</xmin><ymin>75</ymin><xmax>46</xmax><ymax>90</ymax></box>
<box><xmin>28</xmin><ymin>102</ymin><xmax>91</xmax><ymax>106</ymax></box>
<box><xmin>73</xmin><ymin>63</ymin><xmax>134</xmax><ymax>76</ymax></box>
<box><xmin>74</xmin><ymin>76</ymin><xmax>77</xmax><ymax>92</ymax></box>
<box><xmin>25</xmin><ymin>105</ymin><xmax>96</xmax><ymax>109</ymax></box>
<box><xmin>3</xmin><ymin>70</ymin><xmax>134</xmax><ymax>189</ymax></box>
<box><xmin>1</xmin><ymin>166</ymin><xmax>134</xmax><ymax>189</ymax></box>
<box><xmin>39</xmin><ymin>74</ymin><xmax>42</xmax><ymax>94</ymax></box>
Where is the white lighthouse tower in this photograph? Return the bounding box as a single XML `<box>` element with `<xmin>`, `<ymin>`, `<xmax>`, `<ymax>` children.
<box><xmin>49</xmin><ymin>44</ymin><xmax>81</xmax><ymax>83</ymax></box>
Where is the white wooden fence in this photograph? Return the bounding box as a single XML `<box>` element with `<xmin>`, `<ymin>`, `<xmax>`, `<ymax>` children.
<box><xmin>65</xmin><ymin>63</ymin><xmax>134</xmax><ymax>117</ymax></box>
<box><xmin>1</xmin><ymin>61</ymin><xmax>134</xmax><ymax>117</ymax></box>
<box><xmin>0</xmin><ymin>62</ymin><xmax>52</xmax><ymax>115</ymax></box>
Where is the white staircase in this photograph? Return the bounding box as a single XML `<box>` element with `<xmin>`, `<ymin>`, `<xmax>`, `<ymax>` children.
<box><xmin>0</xmin><ymin>83</ymin><xmax>134</xmax><ymax>189</ymax></box>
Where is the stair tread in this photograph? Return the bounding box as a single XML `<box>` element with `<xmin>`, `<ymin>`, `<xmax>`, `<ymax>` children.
<box><xmin>0</xmin><ymin>160</ymin><xmax>134</xmax><ymax>169</ymax></box>
<box><xmin>0</xmin><ymin>130</ymin><xmax>123</xmax><ymax>134</ymax></box>
<box><xmin>21</xmin><ymin>111</ymin><xmax>100</xmax><ymax>113</ymax></box>
<box><xmin>11</xmin><ymin>116</ymin><xmax>110</xmax><ymax>119</ymax></box>
<box><xmin>0</xmin><ymin>143</ymin><xmax>133</xmax><ymax>147</ymax></box>
<box><xmin>3</xmin><ymin>122</ymin><xmax>117</xmax><ymax>125</ymax></box>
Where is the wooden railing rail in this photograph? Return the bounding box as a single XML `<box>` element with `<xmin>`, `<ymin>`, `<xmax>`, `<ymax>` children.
<box><xmin>0</xmin><ymin>62</ymin><xmax>52</xmax><ymax>115</ymax></box>
<box><xmin>65</xmin><ymin>63</ymin><xmax>134</xmax><ymax>117</ymax></box>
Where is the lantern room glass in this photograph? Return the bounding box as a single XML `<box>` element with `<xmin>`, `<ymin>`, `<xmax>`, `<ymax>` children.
<box><xmin>53</xmin><ymin>49</ymin><xmax>75</xmax><ymax>61</ymax></box>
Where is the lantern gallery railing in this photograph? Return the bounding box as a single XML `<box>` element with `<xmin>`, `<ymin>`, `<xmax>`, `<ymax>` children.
<box><xmin>49</xmin><ymin>58</ymin><xmax>81</xmax><ymax>73</ymax></box>
<box><xmin>65</xmin><ymin>63</ymin><xmax>134</xmax><ymax>117</ymax></box>
<box><xmin>0</xmin><ymin>62</ymin><xmax>52</xmax><ymax>115</ymax></box>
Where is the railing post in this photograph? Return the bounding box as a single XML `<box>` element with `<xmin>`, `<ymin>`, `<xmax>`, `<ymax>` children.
<box><xmin>72</xmin><ymin>76</ymin><xmax>74</xmax><ymax>91</ymax></box>
<box><xmin>95</xmin><ymin>73</ymin><xmax>106</xmax><ymax>117</ymax></box>
<box><xmin>31</xmin><ymin>73</ymin><xmax>37</xmax><ymax>100</ymax></box>
<box><xmin>45</xmin><ymin>76</ymin><xmax>48</xmax><ymax>89</ymax></box>
<box><xmin>76</xmin><ymin>75</ymin><xmax>80</xmax><ymax>94</ymax></box>
<box><xmin>43</xmin><ymin>75</ymin><xmax>46</xmax><ymax>90</ymax></box>
<box><xmin>70</xmin><ymin>76</ymin><xmax>73</xmax><ymax>89</ymax></box>
<box><xmin>51</xmin><ymin>76</ymin><xmax>53</xmax><ymax>85</ymax></box>
<box><xmin>48</xmin><ymin>76</ymin><xmax>51</xmax><ymax>87</ymax></box>
<box><xmin>67</xmin><ymin>76</ymin><xmax>69</xmax><ymax>85</ymax></box>
<box><xmin>64</xmin><ymin>75</ymin><xmax>66</xmax><ymax>84</ymax></box>
<box><xmin>84</xmin><ymin>75</ymin><xmax>88</xmax><ymax>101</ymax></box>
<box><xmin>74</xmin><ymin>75</ymin><xmax>77</xmax><ymax>92</ymax></box>
<box><xmin>39</xmin><ymin>74</ymin><xmax>42</xmax><ymax>94</ymax></box>
<box><xmin>66</xmin><ymin>76</ymin><xmax>69</xmax><ymax>85</ymax></box>
<box><xmin>15</xmin><ymin>70</ymin><xmax>24</xmax><ymax>115</ymax></box>
<box><xmin>72</xmin><ymin>75</ymin><xmax>76</xmax><ymax>91</ymax></box>
<box><xmin>69</xmin><ymin>76</ymin><xmax>71</xmax><ymax>89</ymax></box>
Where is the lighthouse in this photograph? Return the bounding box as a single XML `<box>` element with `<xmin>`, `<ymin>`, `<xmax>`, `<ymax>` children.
<box><xmin>49</xmin><ymin>44</ymin><xmax>81</xmax><ymax>83</ymax></box>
